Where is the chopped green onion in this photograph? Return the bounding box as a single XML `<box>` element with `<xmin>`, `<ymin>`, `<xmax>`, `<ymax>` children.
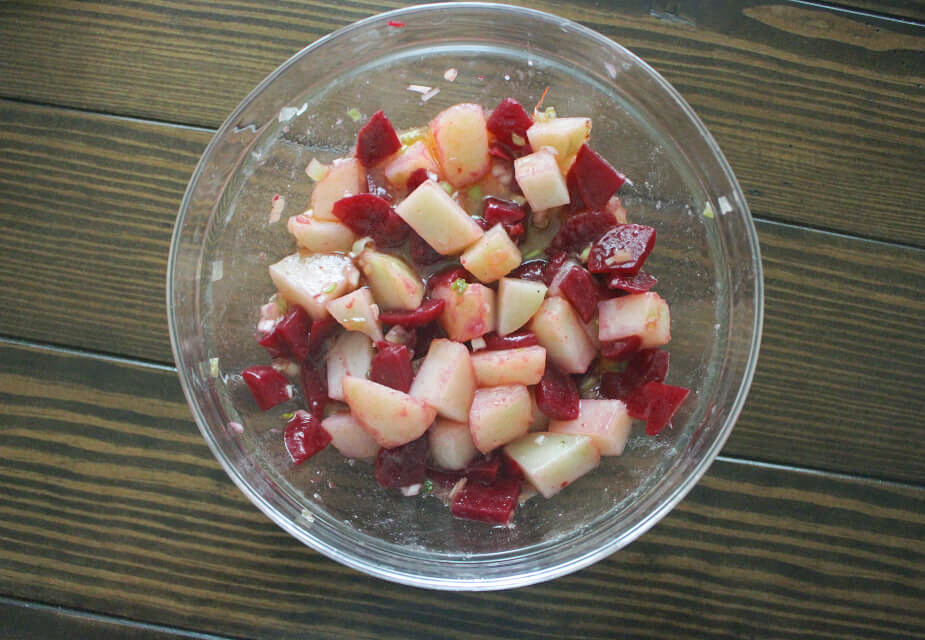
<box><xmin>322</xmin><ymin>283</ymin><xmax>337</xmax><ymax>294</ymax></box>
<box><xmin>522</xmin><ymin>248</ymin><xmax>543</xmax><ymax>260</ymax></box>
<box><xmin>578</xmin><ymin>245</ymin><xmax>591</xmax><ymax>263</ymax></box>
<box><xmin>398</xmin><ymin>127</ymin><xmax>427</xmax><ymax>145</ymax></box>
<box><xmin>423</xmin><ymin>479</ymin><xmax>434</xmax><ymax>494</ymax></box>
<box><xmin>545</xmin><ymin>106</ymin><xmax>557</xmax><ymax>119</ymax></box>
<box><xmin>579</xmin><ymin>375</ymin><xmax>598</xmax><ymax>394</ymax></box>
<box><xmin>511</xmin><ymin>133</ymin><xmax>526</xmax><ymax>147</ymax></box>
<box><xmin>450</xmin><ymin>278</ymin><xmax>468</xmax><ymax>294</ymax></box>
<box><xmin>702</xmin><ymin>202</ymin><xmax>716</xmax><ymax>219</ymax></box>
<box><xmin>347</xmin><ymin>107</ymin><xmax>362</xmax><ymax>122</ymax></box>
<box><xmin>270</xmin><ymin>294</ymin><xmax>289</xmax><ymax>313</ymax></box>
<box><xmin>208</xmin><ymin>357</ymin><xmax>220</xmax><ymax>378</ymax></box>
<box><xmin>439</xmin><ymin>181</ymin><xmax>454</xmax><ymax>195</ymax></box>
<box><xmin>467</xmin><ymin>184</ymin><xmax>482</xmax><ymax>202</ymax></box>
<box><xmin>305</xmin><ymin>158</ymin><xmax>329</xmax><ymax>182</ymax></box>
<box><xmin>281</xmin><ymin>412</ymin><xmax>295</xmax><ymax>420</ymax></box>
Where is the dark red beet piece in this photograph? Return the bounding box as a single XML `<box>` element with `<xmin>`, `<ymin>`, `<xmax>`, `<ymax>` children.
<box><xmin>299</xmin><ymin>359</ymin><xmax>328</xmax><ymax>416</ymax></box>
<box><xmin>465</xmin><ymin>454</ymin><xmax>501</xmax><ymax>484</ymax></box>
<box><xmin>483</xmin><ymin>197</ymin><xmax>526</xmax><ymax>225</ymax></box>
<box><xmin>331</xmin><ymin>193</ymin><xmax>410</xmax><ymax>247</ymax></box>
<box><xmin>508</xmin><ymin>259</ymin><xmax>548</xmax><ymax>282</ymax></box>
<box><xmin>356</xmin><ymin>110</ymin><xmax>401</xmax><ymax>167</ymax></box>
<box><xmin>535</xmin><ymin>363</ymin><xmax>580</xmax><ymax>420</ymax></box>
<box><xmin>488</xmin><ymin>142</ymin><xmax>513</xmax><ymax>161</ymax></box>
<box><xmin>375</xmin><ymin>436</ymin><xmax>429</xmax><ymax>488</ymax></box>
<box><xmin>427</xmin><ymin>467</ymin><xmax>465</xmax><ymax>488</ymax></box>
<box><xmin>406</xmin><ymin>167</ymin><xmax>430</xmax><ymax>192</ymax></box>
<box><xmin>256</xmin><ymin>325</ymin><xmax>285</xmax><ymax>359</ymax></box>
<box><xmin>542</xmin><ymin>251</ymin><xmax>569</xmax><ymax>286</ymax></box>
<box><xmin>549</xmin><ymin>210</ymin><xmax>617</xmax><ymax>254</ymax></box>
<box><xmin>241</xmin><ymin>366</ymin><xmax>292</xmax><ymax>411</ymax></box>
<box><xmin>369</xmin><ymin>342</ymin><xmax>415</xmax><ymax>392</ymax></box>
<box><xmin>565</xmin><ymin>169</ymin><xmax>586</xmax><ymax>214</ymax></box>
<box><xmin>379</xmin><ymin>299</ymin><xmax>446</xmax><ymax>327</ymax></box>
<box><xmin>426</xmin><ymin>265</ymin><xmax>476</xmax><ymax>292</ymax></box>
<box><xmin>567</xmin><ymin>144</ymin><xmax>626</xmax><ymax>209</ymax></box>
<box><xmin>558</xmin><ymin>266</ymin><xmax>599</xmax><ymax>323</ymax></box>
<box><xmin>587</xmin><ymin>224</ymin><xmax>657</xmax><ymax>276</ymax></box>
<box><xmin>451</xmin><ymin>475</ymin><xmax>521</xmax><ymax>524</ymax></box>
<box><xmin>607</xmin><ymin>270</ymin><xmax>658</xmax><ymax>293</ymax></box>
<box><xmin>600</xmin><ymin>336</ymin><xmax>642</xmax><ymax>361</ymax></box>
<box><xmin>274</xmin><ymin>306</ymin><xmax>312</xmax><ymax>361</ymax></box>
<box><xmin>483</xmin><ymin>330</ymin><xmax>539</xmax><ymax>350</ymax></box>
<box><xmin>410</xmin><ymin>232</ymin><xmax>443</xmax><ymax>265</ymax></box>
<box><xmin>306</xmin><ymin>316</ymin><xmax>339</xmax><ymax>357</ymax></box>
<box><xmin>414</xmin><ymin>322</ymin><xmax>446</xmax><ymax>357</ymax></box>
<box><xmin>284</xmin><ymin>410</ymin><xmax>331</xmax><ymax>464</ymax></box>
<box><xmin>600</xmin><ymin>349</ymin><xmax>669</xmax><ymax>400</ymax></box>
<box><xmin>487</xmin><ymin>98</ymin><xmax>534</xmax><ymax>150</ymax></box>
<box><xmin>625</xmin><ymin>381</ymin><xmax>690</xmax><ymax>435</ymax></box>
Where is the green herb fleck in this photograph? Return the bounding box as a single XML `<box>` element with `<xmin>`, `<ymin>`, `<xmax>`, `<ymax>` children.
<box><xmin>545</xmin><ymin>106</ymin><xmax>557</xmax><ymax>119</ymax></box>
<box><xmin>702</xmin><ymin>202</ymin><xmax>715</xmax><ymax>219</ymax></box>
<box><xmin>322</xmin><ymin>283</ymin><xmax>337</xmax><ymax>294</ymax></box>
<box><xmin>398</xmin><ymin>127</ymin><xmax>426</xmax><ymax>145</ymax></box>
<box><xmin>522</xmin><ymin>248</ymin><xmax>543</xmax><ymax>260</ymax></box>
<box><xmin>282</xmin><ymin>412</ymin><xmax>295</xmax><ymax>420</ymax></box>
<box><xmin>578</xmin><ymin>375</ymin><xmax>598</xmax><ymax>395</ymax></box>
<box><xmin>467</xmin><ymin>184</ymin><xmax>482</xmax><ymax>202</ymax></box>
<box><xmin>347</xmin><ymin>107</ymin><xmax>362</xmax><ymax>122</ymax></box>
<box><xmin>578</xmin><ymin>245</ymin><xmax>592</xmax><ymax>263</ymax></box>
<box><xmin>423</xmin><ymin>479</ymin><xmax>434</xmax><ymax>494</ymax></box>
<box><xmin>439</xmin><ymin>181</ymin><xmax>454</xmax><ymax>195</ymax></box>
<box><xmin>450</xmin><ymin>278</ymin><xmax>468</xmax><ymax>294</ymax></box>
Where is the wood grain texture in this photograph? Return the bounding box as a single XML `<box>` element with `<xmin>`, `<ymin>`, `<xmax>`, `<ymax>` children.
<box><xmin>825</xmin><ymin>0</ymin><xmax>925</xmax><ymax>22</ymax></box>
<box><xmin>1</xmin><ymin>100</ymin><xmax>923</xmax><ymax>484</ymax></box>
<box><xmin>0</xmin><ymin>339</ymin><xmax>923</xmax><ymax>640</ymax></box>
<box><xmin>0</xmin><ymin>1</ymin><xmax>922</xmax><ymax>246</ymax></box>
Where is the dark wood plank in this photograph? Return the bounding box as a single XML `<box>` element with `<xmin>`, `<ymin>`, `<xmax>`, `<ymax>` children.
<box><xmin>0</xmin><ymin>596</ymin><xmax>233</xmax><ymax>640</ymax></box>
<box><xmin>823</xmin><ymin>0</ymin><xmax>925</xmax><ymax>22</ymax></box>
<box><xmin>0</xmin><ymin>339</ymin><xmax>922</xmax><ymax>639</ymax></box>
<box><xmin>0</xmin><ymin>2</ymin><xmax>922</xmax><ymax>246</ymax></box>
<box><xmin>1</xmin><ymin>101</ymin><xmax>924</xmax><ymax>484</ymax></box>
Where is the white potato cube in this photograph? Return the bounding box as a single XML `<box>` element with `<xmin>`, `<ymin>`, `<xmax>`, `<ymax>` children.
<box><xmin>310</xmin><ymin>157</ymin><xmax>365</xmax><ymax>221</ymax></box>
<box><xmin>460</xmin><ymin>223</ymin><xmax>522</xmax><ymax>284</ymax></box>
<box><xmin>504</xmin><ymin>432</ymin><xmax>600</xmax><ymax>498</ymax></box>
<box><xmin>431</xmin><ymin>282</ymin><xmax>496</xmax><ymax>342</ymax></box>
<box><xmin>269</xmin><ymin>252</ymin><xmax>359</xmax><ymax>320</ymax></box>
<box><xmin>469</xmin><ymin>385</ymin><xmax>532</xmax><ymax>454</ymax></box>
<box><xmin>429</xmin><ymin>103</ymin><xmax>490</xmax><ymax>188</ymax></box>
<box><xmin>325</xmin><ymin>331</ymin><xmax>373</xmax><ymax>401</ymax></box>
<box><xmin>428</xmin><ymin>418</ymin><xmax>478</xmax><ymax>470</ymax></box>
<box><xmin>530</xmin><ymin>296</ymin><xmax>596</xmax><ymax>374</ymax></box>
<box><xmin>549</xmin><ymin>400</ymin><xmax>632</xmax><ymax>456</ymax></box>
<box><xmin>357</xmin><ymin>250</ymin><xmax>424</xmax><ymax>312</ymax></box>
<box><xmin>598</xmin><ymin>292</ymin><xmax>671</xmax><ymax>348</ymax></box>
<box><xmin>526</xmin><ymin>117</ymin><xmax>591</xmax><ymax>170</ymax></box>
<box><xmin>342</xmin><ymin>376</ymin><xmax>437</xmax><ymax>448</ymax></box>
<box><xmin>325</xmin><ymin>287</ymin><xmax>383</xmax><ymax>341</ymax></box>
<box><xmin>497</xmin><ymin>277</ymin><xmax>547</xmax><ymax>336</ymax></box>
<box><xmin>288</xmin><ymin>213</ymin><xmax>357</xmax><ymax>253</ymax></box>
<box><xmin>409</xmin><ymin>339</ymin><xmax>476</xmax><ymax>423</ymax></box>
<box><xmin>514</xmin><ymin>149</ymin><xmax>570</xmax><ymax>211</ymax></box>
<box><xmin>383</xmin><ymin>141</ymin><xmax>441</xmax><ymax>189</ymax></box>
<box><xmin>322</xmin><ymin>413</ymin><xmax>380</xmax><ymax>460</ymax></box>
<box><xmin>470</xmin><ymin>346</ymin><xmax>546</xmax><ymax>387</ymax></box>
<box><xmin>394</xmin><ymin>180</ymin><xmax>484</xmax><ymax>255</ymax></box>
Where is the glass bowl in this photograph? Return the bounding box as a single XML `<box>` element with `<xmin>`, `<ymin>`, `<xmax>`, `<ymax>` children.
<box><xmin>167</xmin><ymin>2</ymin><xmax>763</xmax><ymax>590</ymax></box>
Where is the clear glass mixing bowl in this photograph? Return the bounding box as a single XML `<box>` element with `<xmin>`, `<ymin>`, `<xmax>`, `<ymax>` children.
<box><xmin>167</xmin><ymin>2</ymin><xmax>763</xmax><ymax>590</ymax></box>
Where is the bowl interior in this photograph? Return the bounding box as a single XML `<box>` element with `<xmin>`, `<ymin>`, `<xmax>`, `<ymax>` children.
<box><xmin>169</xmin><ymin>3</ymin><xmax>761</xmax><ymax>589</ymax></box>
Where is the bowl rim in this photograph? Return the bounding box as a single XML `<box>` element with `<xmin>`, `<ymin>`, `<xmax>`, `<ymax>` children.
<box><xmin>167</xmin><ymin>0</ymin><xmax>764</xmax><ymax>590</ymax></box>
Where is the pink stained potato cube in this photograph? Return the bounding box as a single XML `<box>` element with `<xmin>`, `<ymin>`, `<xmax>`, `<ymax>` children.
<box><xmin>394</xmin><ymin>180</ymin><xmax>485</xmax><ymax>255</ymax></box>
<box><xmin>460</xmin><ymin>223</ymin><xmax>523</xmax><ymax>284</ymax></box>
<box><xmin>431</xmin><ymin>282</ymin><xmax>496</xmax><ymax>343</ymax></box>
<box><xmin>470</xmin><ymin>345</ymin><xmax>546</xmax><ymax>387</ymax></box>
<box><xmin>287</xmin><ymin>213</ymin><xmax>356</xmax><ymax>253</ymax></box>
<box><xmin>503</xmin><ymin>432</ymin><xmax>600</xmax><ymax>498</ymax></box>
<box><xmin>597</xmin><ymin>292</ymin><xmax>671</xmax><ymax>349</ymax></box>
<box><xmin>325</xmin><ymin>332</ymin><xmax>373</xmax><ymax>402</ymax></box>
<box><xmin>321</xmin><ymin>413</ymin><xmax>380</xmax><ymax>460</ymax></box>
<box><xmin>409</xmin><ymin>339</ymin><xmax>476</xmax><ymax>423</ymax></box>
<box><xmin>428</xmin><ymin>418</ymin><xmax>479</xmax><ymax>471</ymax></box>
<box><xmin>468</xmin><ymin>384</ymin><xmax>532</xmax><ymax>454</ymax></box>
<box><xmin>325</xmin><ymin>286</ymin><xmax>383</xmax><ymax>342</ymax></box>
<box><xmin>342</xmin><ymin>376</ymin><xmax>437</xmax><ymax>449</ymax></box>
<box><xmin>549</xmin><ymin>399</ymin><xmax>633</xmax><ymax>456</ymax></box>
<box><xmin>530</xmin><ymin>296</ymin><xmax>596</xmax><ymax>374</ymax></box>
<box><xmin>268</xmin><ymin>253</ymin><xmax>360</xmax><ymax>320</ymax></box>
<box><xmin>383</xmin><ymin>141</ymin><xmax>441</xmax><ymax>189</ymax></box>
<box><xmin>310</xmin><ymin>157</ymin><xmax>366</xmax><ymax>221</ymax></box>
<box><xmin>429</xmin><ymin>103</ymin><xmax>491</xmax><ymax>188</ymax></box>
<box><xmin>513</xmin><ymin>148</ymin><xmax>570</xmax><ymax>212</ymax></box>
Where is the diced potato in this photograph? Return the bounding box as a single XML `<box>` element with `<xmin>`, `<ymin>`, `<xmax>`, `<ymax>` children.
<box><xmin>431</xmin><ymin>282</ymin><xmax>496</xmax><ymax>342</ymax></box>
<box><xmin>322</xmin><ymin>413</ymin><xmax>380</xmax><ymax>460</ymax></box>
<box><xmin>269</xmin><ymin>253</ymin><xmax>359</xmax><ymax>320</ymax></box>
<box><xmin>470</xmin><ymin>346</ymin><xmax>546</xmax><ymax>387</ymax></box>
<box><xmin>325</xmin><ymin>287</ymin><xmax>383</xmax><ymax>341</ymax></box>
<box><xmin>342</xmin><ymin>376</ymin><xmax>437</xmax><ymax>448</ymax></box>
<box><xmin>428</xmin><ymin>418</ymin><xmax>478</xmax><ymax>470</ymax></box>
<box><xmin>383</xmin><ymin>141</ymin><xmax>441</xmax><ymax>189</ymax></box>
<box><xmin>357</xmin><ymin>250</ymin><xmax>424</xmax><ymax>311</ymax></box>
<box><xmin>430</xmin><ymin>103</ymin><xmax>491</xmax><ymax>188</ymax></box>
<box><xmin>549</xmin><ymin>400</ymin><xmax>632</xmax><ymax>456</ymax></box>
<box><xmin>530</xmin><ymin>297</ymin><xmax>596</xmax><ymax>374</ymax></box>
<box><xmin>310</xmin><ymin>157</ymin><xmax>365</xmax><ymax>221</ymax></box>
<box><xmin>526</xmin><ymin>117</ymin><xmax>591</xmax><ymax>170</ymax></box>
<box><xmin>325</xmin><ymin>332</ymin><xmax>373</xmax><ymax>402</ymax></box>
<box><xmin>287</xmin><ymin>213</ymin><xmax>356</xmax><ymax>253</ymax></box>
<box><xmin>469</xmin><ymin>385</ymin><xmax>532</xmax><ymax>454</ymax></box>
<box><xmin>394</xmin><ymin>180</ymin><xmax>484</xmax><ymax>255</ymax></box>
<box><xmin>514</xmin><ymin>149</ymin><xmax>570</xmax><ymax>211</ymax></box>
<box><xmin>409</xmin><ymin>339</ymin><xmax>476</xmax><ymax>423</ymax></box>
<box><xmin>504</xmin><ymin>432</ymin><xmax>600</xmax><ymax>498</ymax></box>
<box><xmin>460</xmin><ymin>224</ymin><xmax>522</xmax><ymax>284</ymax></box>
<box><xmin>598</xmin><ymin>292</ymin><xmax>671</xmax><ymax>348</ymax></box>
<box><xmin>496</xmin><ymin>277</ymin><xmax>547</xmax><ymax>336</ymax></box>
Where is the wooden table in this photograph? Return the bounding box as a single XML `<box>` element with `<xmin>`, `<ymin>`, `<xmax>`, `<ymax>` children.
<box><xmin>1</xmin><ymin>1</ymin><xmax>923</xmax><ymax>637</ymax></box>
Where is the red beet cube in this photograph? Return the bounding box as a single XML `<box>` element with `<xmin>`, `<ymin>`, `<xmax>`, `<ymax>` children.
<box><xmin>600</xmin><ymin>336</ymin><xmax>642</xmax><ymax>361</ymax></box>
<box><xmin>565</xmin><ymin>169</ymin><xmax>586</xmax><ymax>214</ymax></box>
<box><xmin>406</xmin><ymin>167</ymin><xmax>430</xmax><ymax>192</ymax></box>
<box><xmin>607</xmin><ymin>270</ymin><xmax>658</xmax><ymax>293</ymax></box>
<box><xmin>414</xmin><ymin>322</ymin><xmax>446</xmax><ymax>358</ymax></box>
<box><xmin>256</xmin><ymin>325</ymin><xmax>285</xmax><ymax>359</ymax></box>
<box><xmin>284</xmin><ymin>410</ymin><xmax>331</xmax><ymax>464</ymax></box>
<box><xmin>567</xmin><ymin>144</ymin><xmax>626</xmax><ymax>209</ymax></box>
<box><xmin>450</xmin><ymin>475</ymin><xmax>521</xmax><ymax>524</ymax></box>
<box><xmin>625</xmin><ymin>381</ymin><xmax>690</xmax><ymax>435</ymax></box>
<box><xmin>427</xmin><ymin>467</ymin><xmax>465</xmax><ymax>488</ymax></box>
<box><xmin>410</xmin><ymin>232</ymin><xmax>443</xmax><ymax>265</ymax></box>
<box><xmin>378</xmin><ymin>299</ymin><xmax>446</xmax><ymax>328</ymax></box>
<box><xmin>558</xmin><ymin>266</ymin><xmax>599</xmax><ymax>323</ymax></box>
<box><xmin>375</xmin><ymin>436</ymin><xmax>429</xmax><ymax>488</ymax></box>
<box><xmin>331</xmin><ymin>193</ymin><xmax>410</xmax><ymax>247</ymax></box>
<box><xmin>486</xmin><ymin>98</ymin><xmax>533</xmax><ymax>150</ymax></box>
<box><xmin>274</xmin><ymin>305</ymin><xmax>312</xmax><ymax>361</ymax></box>
<box><xmin>549</xmin><ymin>210</ymin><xmax>617</xmax><ymax>254</ymax></box>
<box><xmin>601</xmin><ymin>349</ymin><xmax>669</xmax><ymax>400</ymax></box>
<box><xmin>508</xmin><ymin>258</ymin><xmax>548</xmax><ymax>282</ymax></box>
<box><xmin>307</xmin><ymin>316</ymin><xmax>339</xmax><ymax>357</ymax></box>
<box><xmin>356</xmin><ymin>110</ymin><xmax>401</xmax><ymax>167</ymax></box>
<box><xmin>465</xmin><ymin>454</ymin><xmax>501</xmax><ymax>484</ymax></box>
<box><xmin>369</xmin><ymin>342</ymin><xmax>415</xmax><ymax>392</ymax></box>
<box><xmin>488</xmin><ymin>142</ymin><xmax>513</xmax><ymax>161</ymax></box>
<box><xmin>534</xmin><ymin>362</ymin><xmax>580</xmax><ymax>420</ymax></box>
<box><xmin>587</xmin><ymin>224</ymin><xmax>656</xmax><ymax>276</ymax></box>
<box><xmin>483</xmin><ymin>197</ymin><xmax>526</xmax><ymax>225</ymax></box>
<box><xmin>299</xmin><ymin>358</ymin><xmax>328</xmax><ymax>416</ymax></box>
<box><xmin>483</xmin><ymin>330</ymin><xmax>540</xmax><ymax>351</ymax></box>
<box><xmin>542</xmin><ymin>251</ymin><xmax>569</xmax><ymax>286</ymax></box>
<box><xmin>241</xmin><ymin>365</ymin><xmax>293</xmax><ymax>411</ymax></box>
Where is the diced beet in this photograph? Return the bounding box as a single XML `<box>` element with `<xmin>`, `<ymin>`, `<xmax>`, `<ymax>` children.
<box><xmin>241</xmin><ymin>365</ymin><xmax>293</xmax><ymax>411</ymax></box>
<box><xmin>426</xmin><ymin>265</ymin><xmax>476</xmax><ymax>292</ymax></box>
<box><xmin>565</xmin><ymin>169</ymin><xmax>585</xmax><ymax>214</ymax></box>
<box><xmin>307</xmin><ymin>316</ymin><xmax>339</xmax><ymax>356</ymax></box>
<box><xmin>427</xmin><ymin>467</ymin><xmax>465</xmax><ymax>488</ymax></box>
<box><xmin>366</xmin><ymin>173</ymin><xmax>392</xmax><ymax>201</ymax></box>
<box><xmin>356</xmin><ymin>110</ymin><xmax>401</xmax><ymax>167</ymax></box>
<box><xmin>508</xmin><ymin>258</ymin><xmax>548</xmax><ymax>282</ymax></box>
<box><xmin>549</xmin><ymin>210</ymin><xmax>617</xmax><ymax>254</ymax></box>
<box><xmin>299</xmin><ymin>358</ymin><xmax>328</xmax><ymax>416</ymax></box>
<box><xmin>274</xmin><ymin>306</ymin><xmax>312</xmax><ymax>361</ymax></box>
<box><xmin>474</xmin><ymin>216</ymin><xmax>491</xmax><ymax>231</ymax></box>
<box><xmin>483</xmin><ymin>330</ymin><xmax>540</xmax><ymax>350</ymax></box>
<box><xmin>488</xmin><ymin>142</ymin><xmax>513</xmax><ymax>161</ymax></box>
<box><xmin>534</xmin><ymin>362</ymin><xmax>580</xmax><ymax>420</ymax></box>
<box><xmin>625</xmin><ymin>381</ymin><xmax>690</xmax><ymax>435</ymax></box>
<box><xmin>505</xmin><ymin>222</ymin><xmax>526</xmax><ymax>243</ymax></box>
<box><xmin>379</xmin><ymin>299</ymin><xmax>446</xmax><ymax>327</ymax></box>
<box><xmin>465</xmin><ymin>454</ymin><xmax>501</xmax><ymax>484</ymax></box>
<box><xmin>607</xmin><ymin>270</ymin><xmax>658</xmax><ymax>293</ymax></box>
<box><xmin>375</xmin><ymin>436</ymin><xmax>429</xmax><ymax>488</ymax></box>
<box><xmin>587</xmin><ymin>224</ymin><xmax>656</xmax><ymax>276</ymax></box>
<box><xmin>284</xmin><ymin>410</ymin><xmax>331</xmax><ymax>464</ymax></box>
<box><xmin>256</xmin><ymin>325</ymin><xmax>285</xmax><ymax>359</ymax></box>
<box><xmin>486</xmin><ymin>98</ymin><xmax>534</xmax><ymax>151</ymax></box>
<box><xmin>410</xmin><ymin>232</ymin><xmax>443</xmax><ymax>265</ymax></box>
<box><xmin>406</xmin><ymin>167</ymin><xmax>430</xmax><ymax>192</ymax></box>
<box><xmin>331</xmin><ymin>193</ymin><xmax>410</xmax><ymax>247</ymax></box>
<box><xmin>600</xmin><ymin>349</ymin><xmax>669</xmax><ymax>400</ymax></box>
<box><xmin>499</xmin><ymin>450</ymin><xmax>524</xmax><ymax>481</ymax></box>
<box><xmin>369</xmin><ymin>341</ymin><xmax>415</xmax><ymax>392</ymax></box>
<box><xmin>483</xmin><ymin>197</ymin><xmax>526</xmax><ymax>225</ymax></box>
<box><xmin>600</xmin><ymin>336</ymin><xmax>642</xmax><ymax>361</ymax></box>
<box><xmin>558</xmin><ymin>266</ymin><xmax>599</xmax><ymax>323</ymax></box>
<box><xmin>414</xmin><ymin>322</ymin><xmax>446</xmax><ymax>357</ymax></box>
<box><xmin>451</xmin><ymin>475</ymin><xmax>520</xmax><ymax>524</ymax></box>
<box><xmin>542</xmin><ymin>251</ymin><xmax>569</xmax><ymax>286</ymax></box>
<box><xmin>567</xmin><ymin>144</ymin><xmax>626</xmax><ymax>209</ymax></box>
